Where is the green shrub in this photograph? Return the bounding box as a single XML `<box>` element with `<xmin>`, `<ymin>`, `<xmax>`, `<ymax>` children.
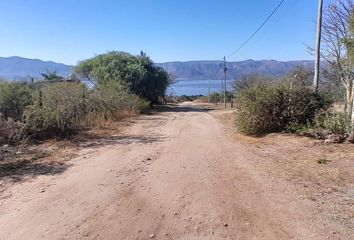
<box><xmin>0</xmin><ymin>81</ymin><xmax>33</xmax><ymax>120</ymax></box>
<box><xmin>235</xmin><ymin>82</ymin><xmax>331</xmax><ymax>136</ymax></box>
<box><xmin>286</xmin><ymin>86</ymin><xmax>332</xmax><ymax>129</ymax></box>
<box><xmin>313</xmin><ymin>111</ymin><xmax>351</xmax><ymax>135</ymax></box>
<box><xmin>22</xmin><ymin>82</ymin><xmax>88</xmax><ymax>136</ymax></box>
<box><xmin>236</xmin><ymin>83</ymin><xmax>287</xmax><ymax>135</ymax></box>
<box><xmin>75</xmin><ymin>51</ymin><xmax>171</xmax><ymax>103</ymax></box>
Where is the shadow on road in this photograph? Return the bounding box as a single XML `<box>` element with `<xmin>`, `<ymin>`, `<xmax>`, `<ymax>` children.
<box><xmin>0</xmin><ymin>133</ymin><xmax>164</xmax><ymax>184</ymax></box>
<box><xmin>0</xmin><ymin>157</ymin><xmax>71</xmax><ymax>182</ymax></box>
<box><xmin>0</xmin><ymin>104</ymin><xmax>194</xmax><ymax>184</ymax></box>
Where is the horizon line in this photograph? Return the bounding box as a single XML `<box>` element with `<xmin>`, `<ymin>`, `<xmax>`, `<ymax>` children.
<box><xmin>0</xmin><ymin>55</ymin><xmax>315</xmax><ymax>66</ymax></box>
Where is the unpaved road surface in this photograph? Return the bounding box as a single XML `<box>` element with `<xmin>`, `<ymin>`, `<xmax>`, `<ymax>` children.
<box><xmin>0</xmin><ymin>103</ymin><xmax>352</xmax><ymax>239</ymax></box>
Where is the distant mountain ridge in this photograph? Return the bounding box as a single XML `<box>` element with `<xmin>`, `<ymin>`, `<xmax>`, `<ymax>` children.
<box><xmin>0</xmin><ymin>56</ymin><xmax>72</xmax><ymax>80</ymax></box>
<box><xmin>0</xmin><ymin>56</ymin><xmax>314</xmax><ymax>81</ymax></box>
<box><xmin>157</xmin><ymin>59</ymin><xmax>314</xmax><ymax>80</ymax></box>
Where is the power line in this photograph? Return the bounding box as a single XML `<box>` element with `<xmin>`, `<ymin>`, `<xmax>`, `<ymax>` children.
<box><xmin>226</xmin><ymin>0</ymin><xmax>286</xmax><ymax>59</ymax></box>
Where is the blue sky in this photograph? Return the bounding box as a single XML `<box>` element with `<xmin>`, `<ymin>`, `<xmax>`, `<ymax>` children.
<box><xmin>0</xmin><ymin>0</ymin><xmax>324</xmax><ymax>65</ymax></box>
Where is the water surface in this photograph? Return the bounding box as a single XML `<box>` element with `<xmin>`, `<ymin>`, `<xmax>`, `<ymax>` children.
<box><xmin>168</xmin><ymin>79</ymin><xmax>233</xmax><ymax>96</ymax></box>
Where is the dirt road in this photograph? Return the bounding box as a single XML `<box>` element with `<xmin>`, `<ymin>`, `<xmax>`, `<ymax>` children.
<box><xmin>0</xmin><ymin>103</ymin><xmax>352</xmax><ymax>239</ymax></box>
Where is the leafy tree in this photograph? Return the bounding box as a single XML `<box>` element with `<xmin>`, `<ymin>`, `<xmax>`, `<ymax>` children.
<box><xmin>75</xmin><ymin>51</ymin><xmax>171</xmax><ymax>103</ymax></box>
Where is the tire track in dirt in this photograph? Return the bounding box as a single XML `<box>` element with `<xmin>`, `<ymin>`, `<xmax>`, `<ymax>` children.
<box><xmin>0</xmin><ymin>103</ymin><xmax>351</xmax><ymax>239</ymax></box>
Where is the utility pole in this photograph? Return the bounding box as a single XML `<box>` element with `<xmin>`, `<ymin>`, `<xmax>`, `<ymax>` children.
<box><xmin>223</xmin><ymin>56</ymin><xmax>227</xmax><ymax>108</ymax></box>
<box><xmin>313</xmin><ymin>0</ymin><xmax>323</xmax><ymax>92</ymax></box>
<box><xmin>217</xmin><ymin>63</ymin><xmax>221</xmax><ymax>104</ymax></box>
<box><xmin>208</xmin><ymin>79</ymin><xmax>211</xmax><ymax>103</ymax></box>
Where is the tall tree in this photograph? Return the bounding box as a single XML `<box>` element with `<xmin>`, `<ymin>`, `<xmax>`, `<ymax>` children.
<box><xmin>320</xmin><ymin>0</ymin><xmax>354</xmax><ymax>115</ymax></box>
<box><xmin>75</xmin><ymin>51</ymin><xmax>171</xmax><ymax>103</ymax></box>
<box><xmin>346</xmin><ymin>9</ymin><xmax>354</xmax><ymax>140</ymax></box>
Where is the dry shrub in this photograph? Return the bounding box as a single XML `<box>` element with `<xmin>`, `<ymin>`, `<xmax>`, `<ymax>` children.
<box><xmin>0</xmin><ymin>81</ymin><xmax>33</xmax><ymax>120</ymax></box>
<box><xmin>306</xmin><ymin>111</ymin><xmax>351</xmax><ymax>138</ymax></box>
<box><xmin>85</xmin><ymin>81</ymin><xmax>149</xmax><ymax>124</ymax></box>
<box><xmin>0</xmin><ymin>114</ymin><xmax>23</xmax><ymax>144</ymax></box>
<box><xmin>21</xmin><ymin>81</ymin><xmax>149</xmax><ymax>138</ymax></box>
<box><xmin>22</xmin><ymin>82</ymin><xmax>88</xmax><ymax>137</ymax></box>
<box><xmin>235</xmin><ymin>82</ymin><xmax>331</xmax><ymax>136</ymax></box>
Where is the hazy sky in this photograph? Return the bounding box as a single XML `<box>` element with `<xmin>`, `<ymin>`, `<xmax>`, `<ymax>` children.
<box><xmin>0</xmin><ymin>0</ymin><xmax>325</xmax><ymax>65</ymax></box>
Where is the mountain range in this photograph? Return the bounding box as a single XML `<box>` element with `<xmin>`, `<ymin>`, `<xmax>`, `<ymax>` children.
<box><xmin>0</xmin><ymin>56</ymin><xmax>314</xmax><ymax>81</ymax></box>
<box><xmin>157</xmin><ymin>60</ymin><xmax>314</xmax><ymax>80</ymax></box>
<box><xmin>0</xmin><ymin>56</ymin><xmax>72</xmax><ymax>80</ymax></box>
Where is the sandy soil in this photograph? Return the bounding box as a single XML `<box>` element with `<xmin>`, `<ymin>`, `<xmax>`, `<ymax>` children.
<box><xmin>0</xmin><ymin>102</ymin><xmax>353</xmax><ymax>240</ymax></box>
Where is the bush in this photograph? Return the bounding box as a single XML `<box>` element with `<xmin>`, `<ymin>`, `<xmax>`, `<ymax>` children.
<box><xmin>22</xmin><ymin>82</ymin><xmax>88</xmax><ymax>136</ymax></box>
<box><xmin>286</xmin><ymin>86</ymin><xmax>332</xmax><ymax>129</ymax></box>
<box><xmin>210</xmin><ymin>92</ymin><xmax>221</xmax><ymax>104</ymax></box>
<box><xmin>234</xmin><ymin>74</ymin><xmax>274</xmax><ymax>95</ymax></box>
<box><xmin>235</xmin><ymin>82</ymin><xmax>331</xmax><ymax>136</ymax></box>
<box><xmin>0</xmin><ymin>114</ymin><xmax>23</xmax><ymax>144</ymax></box>
<box><xmin>21</xmin><ymin>81</ymin><xmax>149</xmax><ymax>137</ymax></box>
<box><xmin>87</xmin><ymin>81</ymin><xmax>149</xmax><ymax>121</ymax></box>
<box><xmin>236</xmin><ymin>83</ymin><xmax>286</xmax><ymax>135</ymax></box>
<box><xmin>0</xmin><ymin>81</ymin><xmax>33</xmax><ymax>120</ymax></box>
<box><xmin>313</xmin><ymin>111</ymin><xmax>351</xmax><ymax>135</ymax></box>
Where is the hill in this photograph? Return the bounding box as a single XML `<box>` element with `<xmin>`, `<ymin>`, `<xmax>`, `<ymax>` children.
<box><xmin>0</xmin><ymin>56</ymin><xmax>72</xmax><ymax>80</ymax></box>
<box><xmin>0</xmin><ymin>56</ymin><xmax>314</xmax><ymax>80</ymax></box>
<box><xmin>157</xmin><ymin>59</ymin><xmax>314</xmax><ymax>80</ymax></box>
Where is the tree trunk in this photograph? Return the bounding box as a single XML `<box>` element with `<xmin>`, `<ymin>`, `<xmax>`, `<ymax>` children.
<box><xmin>347</xmin><ymin>89</ymin><xmax>353</xmax><ymax>116</ymax></box>
<box><xmin>349</xmin><ymin>90</ymin><xmax>354</xmax><ymax>143</ymax></box>
<box><xmin>346</xmin><ymin>80</ymin><xmax>353</xmax><ymax>117</ymax></box>
<box><xmin>343</xmin><ymin>76</ymin><xmax>348</xmax><ymax>113</ymax></box>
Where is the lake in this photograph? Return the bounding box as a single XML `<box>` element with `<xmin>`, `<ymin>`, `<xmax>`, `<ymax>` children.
<box><xmin>168</xmin><ymin>79</ymin><xmax>234</xmax><ymax>96</ymax></box>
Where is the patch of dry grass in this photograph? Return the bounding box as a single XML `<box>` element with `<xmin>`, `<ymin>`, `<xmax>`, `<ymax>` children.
<box><xmin>217</xmin><ymin>109</ymin><xmax>354</xmax><ymax>229</ymax></box>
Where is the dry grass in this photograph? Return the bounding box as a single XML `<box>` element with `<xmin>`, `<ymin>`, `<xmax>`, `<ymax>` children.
<box><xmin>0</xmin><ymin>114</ymin><xmax>138</xmax><ymax>189</ymax></box>
<box><xmin>214</xmin><ymin>107</ymin><xmax>354</xmax><ymax>228</ymax></box>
